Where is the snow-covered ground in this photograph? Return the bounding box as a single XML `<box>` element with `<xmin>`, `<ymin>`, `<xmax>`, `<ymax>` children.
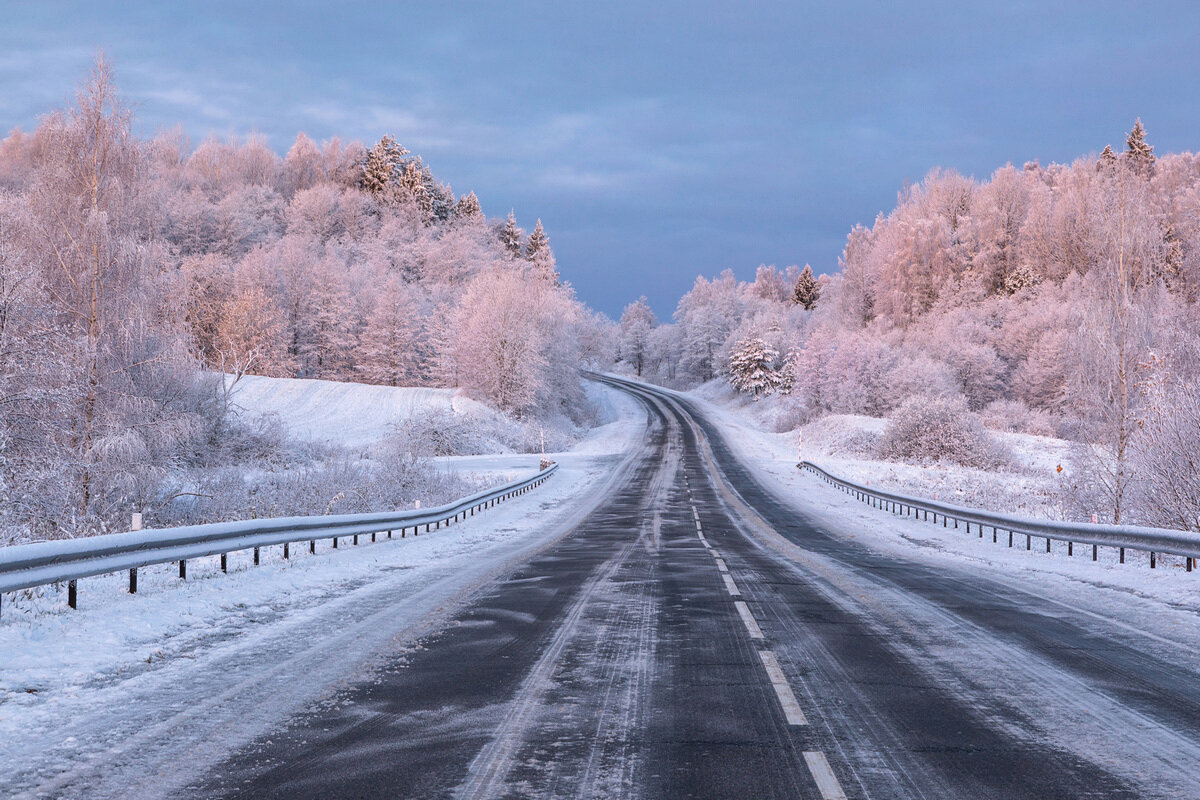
<box><xmin>689</xmin><ymin>380</ymin><xmax>1075</xmax><ymax>519</ymax></box>
<box><xmin>682</xmin><ymin>384</ymin><xmax>1200</xmax><ymax>617</ymax></box>
<box><xmin>227</xmin><ymin>373</ymin><xmax>506</xmax><ymax>450</ymax></box>
<box><xmin>0</xmin><ymin>380</ymin><xmax>646</xmax><ymax>799</ymax></box>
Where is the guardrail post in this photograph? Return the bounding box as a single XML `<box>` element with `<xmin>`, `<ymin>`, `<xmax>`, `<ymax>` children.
<box><xmin>129</xmin><ymin>568</ymin><xmax>137</xmax><ymax>594</ymax></box>
<box><xmin>254</xmin><ymin>546</ymin><xmax>260</xmax><ymax>565</ymax></box>
<box><xmin>353</xmin><ymin>534</ymin><xmax>358</xmax><ymax>545</ymax></box>
<box><xmin>1007</xmin><ymin>531</ymin><xmax>1012</xmax><ymax>547</ymax></box>
<box><xmin>221</xmin><ymin>553</ymin><xmax>227</xmax><ymax>573</ymax></box>
<box><xmin>179</xmin><ymin>560</ymin><xmax>187</xmax><ymax>580</ymax></box>
<box><xmin>333</xmin><ymin>537</ymin><xmax>338</xmax><ymax>549</ymax></box>
<box><xmin>284</xmin><ymin>542</ymin><xmax>289</xmax><ymax>560</ymax></box>
<box><xmin>68</xmin><ymin>580</ymin><xmax>77</xmax><ymax>609</ymax></box>
<box><xmin>1119</xmin><ymin>546</ymin><xmax>1124</xmax><ymax>564</ymax></box>
<box><xmin>1188</xmin><ymin>557</ymin><xmax>1193</xmax><ymax>572</ymax></box>
<box><xmin>1068</xmin><ymin>541</ymin><xmax>1073</xmax><ymax>556</ymax></box>
<box><xmin>1046</xmin><ymin>537</ymin><xmax>1051</xmax><ymax>553</ymax></box>
<box><xmin>371</xmin><ymin>532</ymin><xmax>376</xmax><ymax>542</ymax></box>
<box><xmin>310</xmin><ymin>540</ymin><xmax>316</xmax><ymax>554</ymax></box>
<box><xmin>1150</xmin><ymin>551</ymin><xmax>1156</xmax><ymax>568</ymax></box>
<box><xmin>1092</xmin><ymin>544</ymin><xmax>1097</xmax><ymax>561</ymax></box>
<box><xmin>1026</xmin><ymin>534</ymin><xmax>1031</xmax><ymax>550</ymax></box>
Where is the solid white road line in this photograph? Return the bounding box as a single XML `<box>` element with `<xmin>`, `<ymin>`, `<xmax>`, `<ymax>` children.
<box><xmin>714</xmin><ymin>557</ymin><xmax>728</xmax><ymax>573</ymax></box>
<box><xmin>722</xmin><ymin>572</ymin><xmax>742</xmax><ymax>596</ymax></box>
<box><xmin>709</xmin><ymin>548</ymin><xmax>721</xmax><ymax>559</ymax></box>
<box><xmin>758</xmin><ymin>650</ymin><xmax>808</xmax><ymax>726</ymax></box>
<box><xmin>803</xmin><ymin>751</ymin><xmax>848</xmax><ymax>800</ymax></box>
<box><xmin>734</xmin><ymin>600</ymin><xmax>765</xmax><ymax>640</ymax></box>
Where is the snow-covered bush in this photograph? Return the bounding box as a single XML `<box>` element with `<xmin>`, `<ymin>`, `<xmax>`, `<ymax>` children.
<box><xmin>877</xmin><ymin>396</ymin><xmax>1009</xmax><ymax>469</ymax></box>
<box><xmin>979</xmin><ymin>399</ymin><xmax>1058</xmax><ymax>437</ymax></box>
<box><xmin>801</xmin><ymin>415</ymin><xmax>881</xmax><ymax>457</ymax></box>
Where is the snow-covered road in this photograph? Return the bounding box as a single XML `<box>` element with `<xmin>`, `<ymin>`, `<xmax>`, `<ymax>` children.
<box><xmin>0</xmin><ymin>384</ymin><xmax>647</xmax><ymax>799</ymax></box>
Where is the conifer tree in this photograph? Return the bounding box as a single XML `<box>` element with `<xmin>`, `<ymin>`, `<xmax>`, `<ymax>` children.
<box><xmin>525</xmin><ymin>219</ymin><xmax>558</xmax><ymax>282</ymax></box>
<box><xmin>1097</xmin><ymin>144</ymin><xmax>1117</xmax><ymax>170</ymax></box>
<box><xmin>526</xmin><ymin>219</ymin><xmax>549</xmax><ymax>261</ymax></box>
<box><xmin>454</xmin><ymin>190</ymin><xmax>482</xmax><ymax>220</ymax></box>
<box><xmin>727</xmin><ymin>337</ymin><xmax>782</xmax><ymax>398</ymax></box>
<box><xmin>791</xmin><ymin>264</ymin><xmax>820</xmax><ymax>310</ymax></box>
<box><xmin>499</xmin><ymin>211</ymin><xmax>524</xmax><ymax>258</ymax></box>
<box><xmin>1125</xmin><ymin>119</ymin><xmax>1155</xmax><ymax>176</ymax></box>
<box><xmin>361</xmin><ymin>135</ymin><xmax>408</xmax><ymax>196</ymax></box>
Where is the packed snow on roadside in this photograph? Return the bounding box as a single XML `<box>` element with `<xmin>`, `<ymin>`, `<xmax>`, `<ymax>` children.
<box><xmin>0</xmin><ymin>380</ymin><xmax>646</xmax><ymax>800</ymax></box>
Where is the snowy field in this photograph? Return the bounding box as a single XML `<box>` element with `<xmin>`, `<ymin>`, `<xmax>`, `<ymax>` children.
<box><xmin>0</xmin><ymin>380</ymin><xmax>647</xmax><ymax>799</ymax></box>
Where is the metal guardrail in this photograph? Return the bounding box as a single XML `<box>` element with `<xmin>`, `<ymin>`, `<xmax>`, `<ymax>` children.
<box><xmin>0</xmin><ymin>463</ymin><xmax>558</xmax><ymax>612</ymax></box>
<box><xmin>800</xmin><ymin>461</ymin><xmax>1200</xmax><ymax>571</ymax></box>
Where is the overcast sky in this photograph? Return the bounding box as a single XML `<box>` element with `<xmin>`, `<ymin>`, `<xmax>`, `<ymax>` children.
<box><xmin>3</xmin><ymin>1</ymin><xmax>1199</xmax><ymax>317</ymax></box>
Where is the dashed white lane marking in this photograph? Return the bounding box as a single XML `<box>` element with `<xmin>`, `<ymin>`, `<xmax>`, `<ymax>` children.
<box><xmin>758</xmin><ymin>650</ymin><xmax>808</xmax><ymax>726</ymax></box>
<box><xmin>714</xmin><ymin>557</ymin><xmax>728</xmax><ymax>573</ymax></box>
<box><xmin>697</xmin><ymin>532</ymin><xmax>710</xmax><ymax>548</ymax></box>
<box><xmin>709</xmin><ymin>548</ymin><xmax>721</xmax><ymax>559</ymax></box>
<box><xmin>722</xmin><ymin>572</ymin><xmax>742</xmax><ymax>596</ymax></box>
<box><xmin>734</xmin><ymin>600</ymin><xmax>764</xmax><ymax>640</ymax></box>
<box><xmin>803</xmin><ymin>751</ymin><xmax>848</xmax><ymax>800</ymax></box>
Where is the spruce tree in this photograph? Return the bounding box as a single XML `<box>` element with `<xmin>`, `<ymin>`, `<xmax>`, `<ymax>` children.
<box><xmin>499</xmin><ymin>212</ymin><xmax>524</xmax><ymax>258</ymax></box>
<box><xmin>525</xmin><ymin>219</ymin><xmax>549</xmax><ymax>261</ymax></box>
<box><xmin>727</xmin><ymin>337</ymin><xmax>782</xmax><ymax>398</ymax></box>
<box><xmin>791</xmin><ymin>264</ymin><xmax>820</xmax><ymax>310</ymax></box>
<box><xmin>524</xmin><ymin>219</ymin><xmax>559</xmax><ymax>282</ymax></box>
<box><xmin>361</xmin><ymin>135</ymin><xmax>408</xmax><ymax>196</ymax></box>
<box><xmin>1125</xmin><ymin>118</ymin><xmax>1155</xmax><ymax>176</ymax></box>
<box><xmin>1097</xmin><ymin>144</ymin><xmax>1117</xmax><ymax>171</ymax></box>
<box><xmin>454</xmin><ymin>190</ymin><xmax>482</xmax><ymax>219</ymax></box>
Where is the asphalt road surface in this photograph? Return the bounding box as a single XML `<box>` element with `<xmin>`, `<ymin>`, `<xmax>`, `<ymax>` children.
<box><xmin>191</xmin><ymin>376</ymin><xmax>1200</xmax><ymax>799</ymax></box>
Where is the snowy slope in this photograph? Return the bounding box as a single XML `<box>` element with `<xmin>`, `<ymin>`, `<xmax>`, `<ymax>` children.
<box><xmin>227</xmin><ymin>374</ymin><xmax>503</xmax><ymax>450</ymax></box>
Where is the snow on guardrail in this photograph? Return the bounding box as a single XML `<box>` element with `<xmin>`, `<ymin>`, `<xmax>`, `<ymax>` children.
<box><xmin>801</xmin><ymin>461</ymin><xmax>1200</xmax><ymax>570</ymax></box>
<box><xmin>0</xmin><ymin>463</ymin><xmax>558</xmax><ymax>612</ymax></box>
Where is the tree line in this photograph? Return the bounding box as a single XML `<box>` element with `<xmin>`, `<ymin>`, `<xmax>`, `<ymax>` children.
<box><xmin>618</xmin><ymin>121</ymin><xmax>1200</xmax><ymax>530</ymax></box>
<box><xmin>0</xmin><ymin>59</ymin><xmax>599</xmax><ymax>540</ymax></box>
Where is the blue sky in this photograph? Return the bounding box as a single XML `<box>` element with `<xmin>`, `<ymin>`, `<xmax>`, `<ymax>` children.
<box><xmin>2</xmin><ymin>1</ymin><xmax>1199</xmax><ymax>318</ymax></box>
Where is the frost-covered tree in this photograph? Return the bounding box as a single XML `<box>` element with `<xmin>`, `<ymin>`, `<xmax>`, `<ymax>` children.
<box><xmin>791</xmin><ymin>264</ymin><xmax>820</xmax><ymax>309</ymax></box>
<box><xmin>499</xmin><ymin>211</ymin><xmax>524</xmax><ymax>258</ymax></box>
<box><xmin>1125</xmin><ymin>118</ymin><xmax>1155</xmax><ymax>177</ymax></box>
<box><xmin>618</xmin><ymin>296</ymin><xmax>656</xmax><ymax>377</ymax></box>
<box><xmin>525</xmin><ymin>218</ymin><xmax>558</xmax><ymax>281</ymax></box>
<box><xmin>1098</xmin><ymin>144</ymin><xmax>1117</xmax><ymax>170</ymax></box>
<box><xmin>282</xmin><ymin>132</ymin><xmax>324</xmax><ymax>197</ymax></box>
<box><xmin>727</xmin><ymin>337</ymin><xmax>782</xmax><ymax>398</ymax></box>
<box><xmin>357</xmin><ymin>278</ymin><xmax>424</xmax><ymax>386</ymax></box>
<box><xmin>454</xmin><ymin>190</ymin><xmax>482</xmax><ymax>220</ymax></box>
<box><xmin>361</xmin><ymin>135</ymin><xmax>408</xmax><ymax>197</ymax></box>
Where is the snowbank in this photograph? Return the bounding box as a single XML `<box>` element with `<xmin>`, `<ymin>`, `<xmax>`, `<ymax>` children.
<box><xmin>226</xmin><ymin>374</ymin><xmax>504</xmax><ymax>450</ymax></box>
